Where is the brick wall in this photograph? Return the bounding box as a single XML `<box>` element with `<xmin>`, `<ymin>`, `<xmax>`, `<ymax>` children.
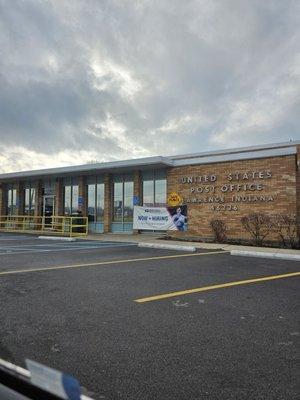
<box><xmin>167</xmin><ymin>155</ymin><xmax>298</xmax><ymax>241</ymax></box>
<box><xmin>133</xmin><ymin>170</ymin><xmax>142</xmax><ymax>234</ymax></box>
<box><xmin>55</xmin><ymin>178</ymin><xmax>63</xmax><ymax>216</ymax></box>
<box><xmin>133</xmin><ymin>170</ymin><xmax>142</xmax><ymax>203</ymax></box>
<box><xmin>78</xmin><ymin>176</ymin><xmax>87</xmax><ymax>216</ymax></box>
<box><xmin>0</xmin><ymin>183</ymin><xmax>6</xmax><ymax>216</ymax></box>
<box><xmin>296</xmin><ymin>146</ymin><xmax>300</xmax><ymax>240</ymax></box>
<box><xmin>103</xmin><ymin>174</ymin><xmax>112</xmax><ymax>233</ymax></box>
<box><xmin>35</xmin><ymin>180</ymin><xmax>43</xmax><ymax>217</ymax></box>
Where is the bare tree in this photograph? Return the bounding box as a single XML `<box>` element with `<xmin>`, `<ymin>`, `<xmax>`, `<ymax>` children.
<box><xmin>210</xmin><ymin>219</ymin><xmax>227</xmax><ymax>243</ymax></box>
<box><xmin>241</xmin><ymin>213</ymin><xmax>273</xmax><ymax>246</ymax></box>
<box><xmin>273</xmin><ymin>214</ymin><xmax>299</xmax><ymax>248</ymax></box>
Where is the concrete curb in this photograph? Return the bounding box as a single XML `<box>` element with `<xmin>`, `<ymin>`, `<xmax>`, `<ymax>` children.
<box><xmin>231</xmin><ymin>250</ymin><xmax>300</xmax><ymax>261</ymax></box>
<box><xmin>38</xmin><ymin>236</ymin><xmax>76</xmax><ymax>242</ymax></box>
<box><xmin>138</xmin><ymin>242</ymin><xmax>196</xmax><ymax>252</ymax></box>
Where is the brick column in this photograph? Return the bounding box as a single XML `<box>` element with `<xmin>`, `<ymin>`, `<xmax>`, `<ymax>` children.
<box><xmin>0</xmin><ymin>183</ymin><xmax>7</xmax><ymax>216</ymax></box>
<box><xmin>133</xmin><ymin>170</ymin><xmax>142</xmax><ymax>204</ymax></box>
<box><xmin>78</xmin><ymin>176</ymin><xmax>87</xmax><ymax>216</ymax></box>
<box><xmin>55</xmin><ymin>178</ymin><xmax>63</xmax><ymax>216</ymax></box>
<box><xmin>35</xmin><ymin>180</ymin><xmax>43</xmax><ymax>217</ymax></box>
<box><xmin>16</xmin><ymin>181</ymin><xmax>24</xmax><ymax>215</ymax></box>
<box><xmin>296</xmin><ymin>146</ymin><xmax>300</xmax><ymax>245</ymax></box>
<box><xmin>103</xmin><ymin>174</ymin><xmax>112</xmax><ymax>233</ymax></box>
<box><xmin>133</xmin><ymin>170</ymin><xmax>142</xmax><ymax>234</ymax></box>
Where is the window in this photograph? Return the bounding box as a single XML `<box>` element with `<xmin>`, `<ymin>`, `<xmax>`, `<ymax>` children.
<box><xmin>87</xmin><ymin>177</ymin><xmax>104</xmax><ymax>222</ymax></box>
<box><xmin>72</xmin><ymin>185</ymin><xmax>79</xmax><ymax>214</ymax></box>
<box><xmin>113</xmin><ymin>174</ymin><xmax>133</xmax><ymax>223</ymax></box>
<box><xmin>113</xmin><ymin>181</ymin><xmax>123</xmax><ymax>222</ymax></box>
<box><xmin>124</xmin><ymin>181</ymin><xmax>134</xmax><ymax>222</ymax></box>
<box><xmin>64</xmin><ymin>186</ymin><xmax>72</xmax><ymax>215</ymax></box>
<box><xmin>63</xmin><ymin>178</ymin><xmax>78</xmax><ymax>215</ymax></box>
<box><xmin>87</xmin><ymin>184</ymin><xmax>95</xmax><ymax>222</ymax></box>
<box><xmin>142</xmin><ymin>170</ymin><xmax>167</xmax><ymax>206</ymax></box>
<box><xmin>24</xmin><ymin>185</ymin><xmax>35</xmax><ymax>215</ymax></box>
<box><xmin>143</xmin><ymin>179</ymin><xmax>154</xmax><ymax>205</ymax></box>
<box><xmin>96</xmin><ymin>183</ymin><xmax>104</xmax><ymax>221</ymax></box>
<box><xmin>7</xmin><ymin>188</ymin><xmax>17</xmax><ymax>215</ymax></box>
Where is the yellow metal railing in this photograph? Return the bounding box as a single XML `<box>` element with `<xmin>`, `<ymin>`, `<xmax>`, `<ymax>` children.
<box><xmin>0</xmin><ymin>215</ymin><xmax>88</xmax><ymax>237</ymax></box>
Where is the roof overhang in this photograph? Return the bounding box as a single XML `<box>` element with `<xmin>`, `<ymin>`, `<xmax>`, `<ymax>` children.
<box><xmin>0</xmin><ymin>156</ymin><xmax>174</xmax><ymax>182</ymax></box>
<box><xmin>171</xmin><ymin>146</ymin><xmax>298</xmax><ymax>167</ymax></box>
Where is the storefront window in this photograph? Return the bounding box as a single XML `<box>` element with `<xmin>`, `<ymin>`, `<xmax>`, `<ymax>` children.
<box><xmin>63</xmin><ymin>178</ymin><xmax>78</xmax><ymax>215</ymax></box>
<box><xmin>7</xmin><ymin>188</ymin><xmax>17</xmax><ymax>215</ymax></box>
<box><xmin>124</xmin><ymin>181</ymin><xmax>134</xmax><ymax>221</ymax></box>
<box><xmin>96</xmin><ymin>183</ymin><xmax>104</xmax><ymax>221</ymax></box>
<box><xmin>155</xmin><ymin>179</ymin><xmax>167</xmax><ymax>205</ymax></box>
<box><xmin>24</xmin><ymin>185</ymin><xmax>35</xmax><ymax>216</ymax></box>
<box><xmin>64</xmin><ymin>186</ymin><xmax>72</xmax><ymax>215</ymax></box>
<box><xmin>113</xmin><ymin>181</ymin><xmax>123</xmax><ymax>222</ymax></box>
<box><xmin>87</xmin><ymin>184</ymin><xmax>96</xmax><ymax>222</ymax></box>
<box><xmin>113</xmin><ymin>174</ymin><xmax>133</xmax><ymax>223</ymax></box>
<box><xmin>143</xmin><ymin>179</ymin><xmax>154</xmax><ymax>205</ymax></box>
<box><xmin>72</xmin><ymin>185</ymin><xmax>79</xmax><ymax>214</ymax></box>
<box><xmin>87</xmin><ymin>177</ymin><xmax>104</xmax><ymax>222</ymax></box>
<box><xmin>142</xmin><ymin>170</ymin><xmax>166</xmax><ymax>206</ymax></box>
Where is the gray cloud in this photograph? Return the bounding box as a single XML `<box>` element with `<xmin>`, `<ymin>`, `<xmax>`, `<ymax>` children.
<box><xmin>0</xmin><ymin>0</ymin><xmax>299</xmax><ymax>172</ymax></box>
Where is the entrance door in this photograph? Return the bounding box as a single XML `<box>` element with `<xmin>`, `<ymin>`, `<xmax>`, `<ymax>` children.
<box><xmin>43</xmin><ymin>196</ymin><xmax>55</xmax><ymax>228</ymax></box>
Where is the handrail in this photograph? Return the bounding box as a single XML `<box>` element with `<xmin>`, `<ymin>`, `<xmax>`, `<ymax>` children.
<box><xmin>0</xmin><ymin>215</ymin><xmax>88</xmax><ymax>237</ymax></box>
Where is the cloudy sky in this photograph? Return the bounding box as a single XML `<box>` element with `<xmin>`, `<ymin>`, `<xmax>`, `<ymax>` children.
<box><xmin>0</xmin><ymin>0</ymin><xmax>299</xmax><ymax>173</ymax></box>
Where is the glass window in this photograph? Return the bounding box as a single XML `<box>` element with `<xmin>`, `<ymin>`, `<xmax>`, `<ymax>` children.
<box><xmin>142</xmin><ymin>169</ymin><xmax>166</xmax><ymax>206</ymax></box>
<box><xmin>124</xmin><ymin>181</ymin><xmax>133</xmax><ymax>222</ymax></box>
<box><xmin>143</xmin><ymin>180</ymin><xmax>154</xmax><ymax>206</ymax></box>
<box><xmin>87</xmin><ymin>179</ymin><xmax>104</xmax><ymax>222</ymax></box>
<box><xmin>42</xmin><ymin>179</ymin><xmax>55</xmax><ymax>196</ymax></box>
<box><xmin>8</xmin><ymin>190</ymin><xmax>12</xmax><ymax>214</ymax></box>
<box><xmin>113</xmin><ymin>182</ymin><xmax>123</xmax><ymax>222</ymax></box>
<box><xmin>96</xmin><ymin>183</ymin><xmax>104</xmax><ymax>222</ymax></box>
<box><xmin>72</xmin><ymin>185</ymin><xmax>79</xmax><ymax>214</ymax></box>
<box><xmin>113</xmin><ymin>174</ymin><xmax>133</xmax><ymax>223</ymax></box>
<box><xmin>155</xmin><ymin>179</ymin><xmax>167</xmax><ymax>206</ymax></box>
<box><xmin>87</xmin><ymin>184</ymin><xmax>96</xmax><ymax>222</ymax></box>
<box><xmin>12</xmin><ymin>190</ymin><xmax>17</xmax><ymax>214</ymax></box>
<box><xmin>24</xmin><ymin>186</ymin><xmax>35</xmax><ymax>215</ymax></box>
<box><xmin>25</xmin><ymin>189</ymin><xmax>29</xmax><ymax>214</ymax></box>
<box><xmin>64</xmin><ymin>186</ymin><xmax>71</xmax><ymax>215</ymax></box>
<box><xmin>30</xmin><ymin>188</ymin><xmax>36</xmax><ymax>211</ymax></box>
<box><xmin>7</xmin><ymin>188</ymin><xmax>17</xmax><ymax>215</ymax></box>
<box><xmin>63</xmin><ymin>177</ymin><xmax>79</xmax><ymax>215</ymax></box>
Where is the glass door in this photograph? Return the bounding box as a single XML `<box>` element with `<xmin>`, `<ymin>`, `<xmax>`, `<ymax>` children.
<box><xmin>43</xmin><ymin>196</ymin><xmax>55</xmax><ymax>228</ymax></box>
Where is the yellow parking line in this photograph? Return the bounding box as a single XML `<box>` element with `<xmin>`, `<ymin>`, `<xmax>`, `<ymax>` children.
<box><xmin>0</xmin><ymin>250</ymin><xmax>228</xmax><ymax>277</ymax></box>
<box><xmin>134</xmin><ymin>271</ymin><xmax>300</xmax><ymax>303</ymax></box>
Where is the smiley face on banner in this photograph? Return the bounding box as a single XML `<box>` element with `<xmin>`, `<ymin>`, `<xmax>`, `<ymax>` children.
<box><xmin>167</xmin><ymin>192</ymin><xmax>183</xmax><ymax>206</ymax></box>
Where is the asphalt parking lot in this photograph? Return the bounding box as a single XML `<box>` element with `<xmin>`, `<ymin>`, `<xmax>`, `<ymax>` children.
<box><xmin>0</xmin><ymin>232</ymin><xmax>299</xmax><ymax>400</ymax></box>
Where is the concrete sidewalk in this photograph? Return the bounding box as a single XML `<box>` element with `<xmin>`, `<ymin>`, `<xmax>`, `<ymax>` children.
<box><xmin>85</xmin><ymin>233</ymin><xmax>300</xmax><ymax>256</ymax></box>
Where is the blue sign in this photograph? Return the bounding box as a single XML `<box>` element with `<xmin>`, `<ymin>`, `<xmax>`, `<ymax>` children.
<box><xmin>133</xmin><ymin>196</ymin><xmax>139</xmax><ymax>206</ymax></box>
<box><xmin>78</xmin><ymin>196</ymin><xmax>83</xmax><ymax>206</ymax></box>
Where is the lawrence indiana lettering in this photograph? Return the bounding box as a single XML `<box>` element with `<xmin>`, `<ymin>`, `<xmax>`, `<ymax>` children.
<box><xmin>180</xmin><ymin>170</ymin><xmax>274</xmax><ymax>212</ymax></box>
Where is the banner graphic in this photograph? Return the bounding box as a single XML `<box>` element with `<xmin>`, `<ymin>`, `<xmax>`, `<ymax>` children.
<box><xmin>133</xmin><ymin>205</ymin><xmax>188</xmax><ymax>231</ymax></box>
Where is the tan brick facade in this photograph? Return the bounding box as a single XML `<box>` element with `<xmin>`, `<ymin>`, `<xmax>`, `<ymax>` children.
<box><xmin>296</xmin><ymin>146</ymin><xmax>300</xmax><ymax>239</ymax></box>
<box><xmin>167</xmin><ymin>153</ymin><xmax>299</xmax><ymax>241</ymax></box>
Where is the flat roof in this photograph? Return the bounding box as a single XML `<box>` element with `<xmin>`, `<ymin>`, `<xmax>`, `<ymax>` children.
<box><xmin>0</xmin><ymin>140</ymin><xmax>299</xmax><ymax>181</ymax></box>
